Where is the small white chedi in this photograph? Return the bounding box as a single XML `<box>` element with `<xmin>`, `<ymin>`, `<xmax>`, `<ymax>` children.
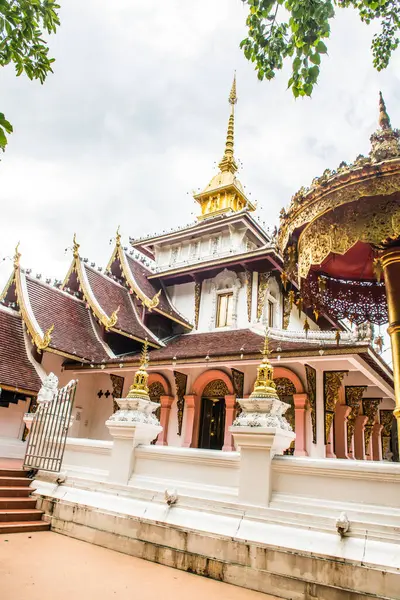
<box><xmin>105</xmin><ymin>340</ymin><xmax>162</xmax><ymax>484</ymax></box>
<box><xmin>232</xmin><ymin>334</ymin><xmax>293</xmax><ymax>431</ymax></box>
<box><xmin>230</xmin><ymin>332</ymin><xmax>295</xmax><ymax>506</ymax></box>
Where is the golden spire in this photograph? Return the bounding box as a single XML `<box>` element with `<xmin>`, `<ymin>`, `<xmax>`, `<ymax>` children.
<box><xmin>126</xmin><ymin>339</ymin><xmax>151</xmax><ymax>400</ymax></box>
<box><xmin>250</xmin><ymin>329</ymin><xmax>279</xmax><ymax>399</ymax></box>
<box><xmin>218</xmin><ymin>74</ymin><xmax>238</xmax><ymax>174</ymax></box>
<box><xmin>378</xmin><ymin>91</ymin><xmax>391</xmax><ymax>130</ymax></box>
<box><xmin>13</xmin><ymin>242</ymin><xmax>21</xmax><ymax>269</ymax></box>
<box><xmin>73</xmin><ymin>233</ymin><xmax>80</xmax><ymax>259</ymax></box>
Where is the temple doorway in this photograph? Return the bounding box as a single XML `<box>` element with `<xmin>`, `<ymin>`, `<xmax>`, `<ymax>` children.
<box><xmin>198</xmin><ymin>379</ymin><xmax>228</xmax><ymax>450</ymax></box>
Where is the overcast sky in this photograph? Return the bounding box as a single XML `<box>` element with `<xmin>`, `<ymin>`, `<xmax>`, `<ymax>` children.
<box><xmin>0</xmin><ymin>0</ymin><xmax>399</xmax><ymax>299</ymax></box>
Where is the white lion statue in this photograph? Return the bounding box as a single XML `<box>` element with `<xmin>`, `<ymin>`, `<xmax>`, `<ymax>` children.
<box><xmin>37</xmin><ymin>372</ymin><xmax>59</xmax><ymax>405</ymax></box>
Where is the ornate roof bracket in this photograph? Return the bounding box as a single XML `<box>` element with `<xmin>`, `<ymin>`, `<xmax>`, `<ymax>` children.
<box><xmin>13</xmin><ymin>246</ymin><xmax>54</xmax><ymax>353</ymax></box>
<box><xmin>64</xmin><ymin>235</ymin><xmax>120</xmax><ymax>331</ymax></box>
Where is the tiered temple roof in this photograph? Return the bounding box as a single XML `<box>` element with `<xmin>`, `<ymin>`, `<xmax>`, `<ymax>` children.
<box><xmin>0</xmin><ymin>306</ymin><xmax>42</xmax><ymax>393</ymax></box>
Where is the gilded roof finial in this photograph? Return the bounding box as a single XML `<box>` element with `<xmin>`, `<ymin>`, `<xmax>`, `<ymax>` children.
<box><xmin>250</xmin><ymin>329</ymin><xmax>279</xmax><ymax>399</ymax></box>
<box><xmin>13</xmin><ymin>242</ymin><xmax>21</xmax><ymax>269</ymax></box>
<box><xmin>127</xmin><ymin>338</ymin><xmax>150</xmax><ymax>400</ymax></box>
<box><xmin>218</xmin><ymin>74</ymin><xmax>238</xmax><ymax>174</ymax></box>
<box><xmin>73</xmin><ymin>233</ymin><xmax>80</xmax><ymax>259</ymax></box>
<box><xmin>116</xmin><ymin>226</ymin><xmax>121</xmax><ymax>247</ymax></box>
<box><xmin>378</xmin><ymin>91</ymin><xmax>391</xmax><ymax>130</ymax></box>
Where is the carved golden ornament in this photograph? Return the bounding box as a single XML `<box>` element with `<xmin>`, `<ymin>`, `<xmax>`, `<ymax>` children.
<box><xmin>297</xmin><ymin>192</ymin><xmax>400</xmax><ymax>280</ymax></box>
<box><xmin>305</xmin><ymin>365</ymin><xmax>317</xmax><ymax>444</ymax></box>
<box><xmin>127</xmin><ymin>340</ymin><xmax>150</xmax><ymax>400</ymax></box>
<box><xmin>324</xmin><ymin>371</ymin><xmax>348</xmax><ymax>443</ymax></box>
<box><xmin>380</xmin><ymin>408</ymin><xmax>394</xmax><ymax>437</ymax></box>
<box><xmin>147</xmin><ymin>289</ymin><xmax>161</xmax><ymax>311</ymax></box>
<box><xmin>374</xmin><ymin>335</ymin><xmax>384</xmax><ymax>353</ymax></box>
<box><xmin>203</xmin><ymin>379</ymin><xmax>230</xmax><ymax>398</ymax></box>
<box><xmin>110</xmin><ymin>373</ymin><xmax>125</xmax><ymax>413</ymax></box>
<box><xmin>149</xmin><ymin>381</ymin><xmax>165</xmax><ymax>420</ymax></box>
<box><xmin>303</xmin><ymin>316</ymin><xmax>310</xmax><ymax>336</ymax></box>
<box><xmin>278</xmin><ymin>160</ymin><xmax>400</xmax><ymax>255</ymax></box>
<box><xmin>296</xmin><ymin>296</ymin><xmax>303</xmax><ymax>318</ymax></box>
<box><xmin>231</xmin><ymin>368</ymin><xmax>244</xmax><ymax>415</ymax></box>
<box><xmin>194</xmin><ymin>281</ymin><xmax>201</xmax><ymax>329</ymax></box>
<box><xmin>317</xmin><ymin>276</ymin><xmax>326</xmax><ymax>293</ymax></box>
<box><xmin>335</xmin><ymin>330</ymin><xmax>341</xmax><ymax>345</ymax></box>
<box><xmin>73</xmin><ymin>233</ymin><xmax>80</xmax><ymax>259</ymax></box>
<box><xmin>257</xmin><ymin>272</ymin><xmax>270</xmax><ymax>320</ymax></box>
<box><xmin>363</xmin><ymin>399</ymin><xmax>381</xmax><ymax>454</ymax></box>
<box><xmin>13</xmin><ymin>242</ymin><xmax>21</xmax><ymax>269</ymax></box>
<box><xmin>105</xmin><ymin>306</ymin><xmax>120</xmax><ymax>331</ymax></box>
<box><xmin>288</xmin><ymin>289</ymin><xmax>295</xmax><ymax>309</ymax></box>
<box><xmin>313</xmin><ymin>307</ymin><xmax>319</xmax><ymax>322</ymax></box>
<box><xmin>35</xmin><ymin>324</ymin><xmax>54</xmax><ymax>352</ymax></box>
<box><xmin>244</xmin><ymin>269</ymin><xmax>252</xmax><ymax>322</ymax></box>
<box><xmin>174</xmin><ymin>371</ymin><xmax>187</xmax><ymax>436</ymax></box>
<box><xmin>280</xmin><ymin>271</ymin><xmax>288</xmax><ymax>291</ymax></box>
<box><xmin>287</xmin><ymin>244</ymin><xmax>297</xmax><ymax>273</ymax></box>
<box><xmin>345</xmin><ymin>386</ymin><xmax>366</xmax><ymax>450</ymax></box>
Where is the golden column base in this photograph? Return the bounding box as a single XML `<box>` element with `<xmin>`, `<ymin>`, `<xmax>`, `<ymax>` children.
<box><xmin>382</xmin><ymin>247</ymin><xmax>400</xmax><ymax>446</ymax></box>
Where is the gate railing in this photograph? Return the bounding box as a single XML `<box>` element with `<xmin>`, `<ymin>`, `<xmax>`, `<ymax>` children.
<box><xmin>23</xmin><ymin>379</ymin><xmax>78</xmax><ymax>472</ymax></box>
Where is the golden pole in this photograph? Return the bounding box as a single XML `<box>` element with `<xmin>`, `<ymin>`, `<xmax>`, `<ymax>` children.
<box><xmin>381</xmin><ymin>247</ymin><xmax>400</xmax><ymax>445</ymax></box>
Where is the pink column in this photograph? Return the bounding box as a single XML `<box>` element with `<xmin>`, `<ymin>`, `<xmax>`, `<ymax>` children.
<box><xmin>293</xmin><ymin>393</ymin><xmax>308</xmax><ymax>456</ymax></box>
<box><xmin>354</xmin><ymin>415</ymin><xmax>368</xmax><ymax>460</ymax></box>
<box><xmin>182</xmin><ymin>394</ymin><xmax>197</xmax><ymax>448</ymax></box>
<box><xmin>156</xmin><ymin>395</ymin><xmax>174</xmax><ymax>446</ymax></box>
<box><xmin>223</xmin><ymin>394</ymin><xmax>236</xmax><ymax>451</ymax></box>
<box><xmin>372</xmin><ymin>423</ymin><xmax>383</xmax><ymax>461</ymax></box>
<box><xmin>335</xmin><ymin>404</ymin><xmax>352</xmax><ymax>459</ymax></box>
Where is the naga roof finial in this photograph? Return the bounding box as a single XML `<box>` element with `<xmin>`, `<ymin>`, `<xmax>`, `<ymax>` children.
<box><xmin>116</xmin><ymin>225</ymin><xmax>121</xmax><ymax>247</ymax></box>
<box><xmin>73</xmin><ymin>233</ymin><xmax>80</xmax><ymax>259</ymax></box>
<box><xmin>218</xmin><ymin>73</ymin><xmax>238</xmax><ymax>174</ymax></box>
<box><xmin>13</xmin><ymin>242</ymin><xmax>21</xmax><ymax>269</ymax></box>
<box><xmin>378</xmin><ymin>91</ymin><xmax>391</xmax><ymax>130</ymax></box>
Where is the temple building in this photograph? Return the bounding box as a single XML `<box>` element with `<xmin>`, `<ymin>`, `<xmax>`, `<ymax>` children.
<box><xmin>0</xmin><ymin>77</ymin><xmax>397</xmax><ymax>463</ymax></box>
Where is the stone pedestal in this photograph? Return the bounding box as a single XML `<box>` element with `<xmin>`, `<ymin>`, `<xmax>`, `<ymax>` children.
<box><xmin>105</xmin><ymin>397</ymin><xmax>162</xmax><ymax>485</ymax></box>
<box><xmin>232</xmin><ymin>427</ymin><xmax>295</xmax><ymax>506</ymax></box>
<box><xmin>230</xmin><ymin>394</ymin><xmax>295</xmax><ymax>506</ymax></box>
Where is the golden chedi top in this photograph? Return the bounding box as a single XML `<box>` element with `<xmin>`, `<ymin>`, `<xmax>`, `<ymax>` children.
<box><xmin>194</xmin><ymin>74</ymin><xmax>256</xmax><ymax>220</ymax></box>
<box><xmin>126</xmin><ymin>340</ymin><xmax>151</xmax><ymax>400</ymax></box>
<box><xmin>250</xmin><ymin>331</ymin><xmax>279</xmax><ymax>399</ymax></box>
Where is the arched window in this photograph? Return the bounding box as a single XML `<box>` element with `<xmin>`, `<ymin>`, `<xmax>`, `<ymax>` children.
<box><xmin>209</xmin><ymin>269</ymin><xmax>241</xmax><ymax>330</ymax></box>
<box><xmin>263</xmin><ymin>277</ymin><xmax>281</xmax><ymax>328</ymax></box>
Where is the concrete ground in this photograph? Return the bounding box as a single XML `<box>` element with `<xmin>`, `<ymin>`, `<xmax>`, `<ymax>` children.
<box><xmin>0</xmin><ymin>532</ymin><xmax>280</xmax><ymax>600</ymax></box>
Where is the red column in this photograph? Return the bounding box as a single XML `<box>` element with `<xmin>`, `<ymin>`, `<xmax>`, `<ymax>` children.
<box><xmin>354</xmin><ymin>415</ymin><xmax>368</xmax><ymax>460</ymax></box>
<box><xmin>293</xmin><ymin>393</ymin><xmax>308</xmax><ymax>456</ymax></box>
<box><xmin>335</xmin><ymin>404</ymin><xmax>352</xmax><ymax>459</ymax></box>
<box><xmin>182</xmin><ymin>394</ymin><xmax>197</xmax><ymax>448</ymax></box>
<box><xmin>156</xmin><ymin>395</ymin><xmax>174</xmax><ymax>446</ymax></box>
<box><xmin>223</xmin><ymin>394</ymin><xmax>236</xmax><ymax>451</ymax></box>
<box><xmin>372</xmin><ymin>422</ymin><xmax>383</xmax><ymax>461</ymax></box>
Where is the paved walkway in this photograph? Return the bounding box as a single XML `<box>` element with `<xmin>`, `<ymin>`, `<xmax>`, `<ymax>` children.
<box><xmin>0</xmin><ymin>532</ymin><xmax>279</xmax><ymax>600</ymax></box>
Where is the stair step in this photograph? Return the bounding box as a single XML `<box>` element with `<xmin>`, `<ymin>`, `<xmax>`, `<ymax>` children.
<box><xmin>0</xmin><ymin>520</ymin><xmax>50</xmax><ymax>534</ymax></box>
<box><xmin>0</xmin><ymin>509</ymin><xmax>44</xmax><ymax>522</ymax></box>
<box><xmin>0</xmin><ymin>487</ymin><xmax>32</xmax><ymax>497</ymax></box>
<box><xmin>0</xmin><ymin>469</ymin><xmax>28</xmax><ymax>478</ymax></box>
<box><xmin>0</xmin><ymin>477</ymin><xmax>32</xmax><ymax>487</ymax></box>
<box><xmin>0</xmin><ymin>497</ymin><xmax>36</xmax><ymax>509</ymax></box>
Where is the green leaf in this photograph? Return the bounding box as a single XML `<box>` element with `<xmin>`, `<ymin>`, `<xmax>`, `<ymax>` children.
<box><xmin>310</xmin><ymin>53</ymin><xmax>321</xmax><ymax>65</ymax></box>
<box><xmin>316</xmin><ymin>41</ymin><xmax>327</xmax><ymax>54</ymax></box>
<box><xmin>0</xmin><ymin>127</ymin><xmax>8</xmax><ymax>150</ymax></box>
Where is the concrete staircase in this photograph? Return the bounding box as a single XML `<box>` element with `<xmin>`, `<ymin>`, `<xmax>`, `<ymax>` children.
<box><xmin>0</xmin><ymin>468</ymin><xmax>49</xmax><ymax>533</ymax></box>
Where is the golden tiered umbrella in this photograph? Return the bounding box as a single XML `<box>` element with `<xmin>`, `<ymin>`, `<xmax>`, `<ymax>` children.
<box><xmin>278</xmin><ymin>93</ymin><xmax>400</xmax><ymax>440</ymax></box>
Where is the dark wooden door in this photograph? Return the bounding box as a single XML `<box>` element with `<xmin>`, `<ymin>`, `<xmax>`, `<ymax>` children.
<box><xmin>198</xmin><ymin>397</ymin><xmax>225</xmax><ymax>450</ymax></box>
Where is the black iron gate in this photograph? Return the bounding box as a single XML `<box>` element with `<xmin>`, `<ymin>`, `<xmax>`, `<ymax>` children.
<box><xmin>23</xmin><ymin>379</ymin><xmax>78</xmax><ymax>472</ymax></box>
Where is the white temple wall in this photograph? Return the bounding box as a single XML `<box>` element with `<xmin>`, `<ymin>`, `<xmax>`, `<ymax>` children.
<box><xmin>0</xmin><ymin>399</ymin><xmax>28</xmax><ymax>439</ymax></box>
<box><xmin>166</xmin><ymin>282</ymin><xmax>195</xmax><ymax>324</ymax></box>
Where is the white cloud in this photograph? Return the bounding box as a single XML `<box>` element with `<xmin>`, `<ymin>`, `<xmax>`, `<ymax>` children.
<box><xmin>0</xmin><ymin>0</ymin><xmax>399</xmax><ymax>293</ymax></box>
